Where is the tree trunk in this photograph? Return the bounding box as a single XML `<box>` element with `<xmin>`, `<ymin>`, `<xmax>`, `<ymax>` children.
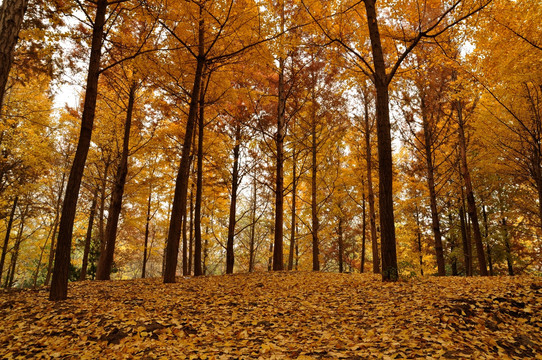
<box><xmin>449</xmin><ymin>213</ymin><xmax>458</xmax><ymax>276</ymax></box>
<box><xmin>362</xmin><ymin>89</ymin><xmax>380</xmax><ymax>274</ymax></box>
<box><xmin>49</xmin><ymin>0</ymin><xmax>108</xmax><ymax>300</ymax></box>
<box><xmin>415</xmin><ymin>206</ymin><xmax>424</xmax><ymax>276</ymax></box>
<box><xmin>248</xmin><ymin>176</ymin><xmax>257</xmax><ymax>273</ymax></box>
<box><xmin>365</xmin><ymin>0</ymin><xmax>397</xmax><ymax>281</ymax></box>
<box><xmin>338</xmin><ymin>216</ymin><xmax>344</xmax><ymax>273</ymax></box>
<box><xmin>45</xmin><ymin>170</ymin><xmax>67</xmax><ymax>286</ymax></box>
<box><xmin>142</xmin><ymin>188</ymin><xmax>152</xmax><ymax>278</ymax></box>
<box><xmin>226</xmin><ymin>122</ymin><xmax>241</xmax><ymax>274</ymax></box>
<box><xmin>193</xmin><ymin>72</ymin><xmax>206</xmax><ymax>277</ymax></box>
<box><xmin>459</xmin><ymin>203</ymin><xmax>472</xmax><ymax>276</ymax></box>
<box><xmin>0</xmin><ymin>195</ymin><xmax>17</xmax><ymax>281</ymax></box>
<box><xmin>288</xmin><ymin>143</ymin><xmax>297</xmax><ymax>271</ymax></box>
<box><xmin>96</xmin><ymin>83</ymin><xmax>136</xmax><ymax>280</ymax></box>
<box><xmin>80</xmin><ymin>190</ymin><xmax>98</xmax><ymax>281</ymax></box>
<box><xmin>189</xmin><ymin>183</ymin><xmax>194</xmax><ymax>275</ymax></box>
<box><xmin>360</xmin><ymin>184</ymin><xmax>366</xmax><ymax>273</ymax></box>
<box><xmin>456</xmin><ymin>101</ymin><xmax>488</xmax><ymax>276</ymax></box>
<box><xmin>163</xmin><ymin>5</ymin><xmax>206</xmax><ymax>283</ymax></box>
<box><xmin>502</xmin><ymin>218</ymin><xmax>514</xmax><ymax>276</ymax></box>
<box><xmin>97</xmin><ymin>160</ymin><xmax>110</xmax><ymax>257</ymax></box>
<box><xmin>311</xmin><ymin>90</ymin><xmax>319</xmax><ymax>271</ymax></box>
<box><xmin>421</xmin><ymin>98</ymin><xmax>445</xmax><ymax>276</ymax></box>
<box><xmin>0</xmin><ymin>0</ymin><xmax>29</xmax><ymax>114</ymax></box>
<box><xmin>482</xmin><ymin>205</ymin><xmax>493</xmax><ymax>276</ymax></box>
<box><xmin>5</xmin><ymin>203</ymin><xmax>27</xmax><ymax>288</ymax></box>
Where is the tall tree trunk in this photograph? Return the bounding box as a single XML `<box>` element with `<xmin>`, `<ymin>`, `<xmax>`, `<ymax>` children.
<box><xmin>482</xmin><ymin>205</ymin><xmax>493</xmax><ymax>276</ymax></box>
<box><xmin>0</xmin><ymin>0</ymin><xmax>29</xmax><ymax>114</ymax></box>
<box><xmin>49</xmin><ymin>0</ymin><xmax>108</xmax><ymax>300</ymax></box>
<box><xmin>80</xmin><ymin>190</ymin><xmax>98</xmax><ymax>281</ymax></box>
<box><xmin>193</xmin><ymin>72</ymin><xmax>206</xmax><ymax>277</ymax></box>
<box><xmin>502</xmin><ymin>218</ymin><xmax>514</xmax><ymax>276</ymax></box>
<box><xmin>311</xmin><ymin>89</ymin><xmax>319</xmax><ymax>271</ymax></box>
<box><xmin>142</xmin><ymin>188</ymin><xmax>152</xmax><ymax>278</ymax></box>
<box><xmin>226</xmin><ymin>122</ymin><xmax>241</xmax><ymax>274</ymax></box>
<box><xmin>360</xmin><ymin>182</ymin><xmax>366</xmax><ymax>273</ymax></box>
<box><xmin>96</xmin><ymin>83</ymin><xmax>136</xmax><ymax>280</ymax></box>
<box><xmin>249</xmin><ymin>176</ymin><xmax>257</xmax><ymax>273</ymax></box>
<box><xmin>188</xmin><ymin>183</ymin><xmax>194</xmax><ymax>275</ymax></box>
<box><xmin>45</xmin><ymin>170</ymin><xmax>67</xmax><ymax>286</ymax></box>
<box><xmin>415</xmin><ymin>206</ymin><xmax>424</xmax><ymax>276</ymax></box>
<box><xmin>449</xmin><ymin>212</ymin><xmax>458</xmax><ymax>276</ymax></box>
<box><xmin>456</xmin><ymin>102</ymin><xmax>488</xmax><ymax>276</ymax></box>
<box><xmin>362</xmin><ymin>90</ymin><xmax>380</xmax><ymax>274</ymax></box>
<box><xmin>421</xmin><ymin>98</ymin><xmax>445</xmax><ymax>276</ymax></box>
<box><xmin>273</xmin><ymin>1</ymin><xmax>285</xmax><ymax>271</ymax></box>
<box><xmin>0</xmin><ymin>195</ymin><xmax>17</xmax><ymax>281</ymax></box>
<box><xmin>6</xmin><ymin>203</ymin><xmax>27</xmax><ymax>288</ymax></box>
<box><xmin>459</xmin><ymin>203</ymin><xmax>472</xmax><ymax>276</ymax></box>
<box><xmin>97</xmin><ymin>160</ymin><xmax>110</xmax><ymax>257</ymax></box>
<box><xmin>163</xmin><ymin>3</ymin><xmax>205</xmax><ymax>283</ymax></box>
<box><xmin>288</xmin><ymin>143</ymin><xmax>297</xmax><ymax>271</ymax></box>
<box><xmin>364</xmin><ymin>0</ymin><xmax>397</xmax><ymax>281</ymax></box>
<box><xmin>338</xmin><ymin>215</ymin><xmax>344</xmax><ymax>273</ymax></box>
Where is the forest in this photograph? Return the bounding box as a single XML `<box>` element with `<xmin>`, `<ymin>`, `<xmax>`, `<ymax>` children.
<box><xmin>0</xmin><ymin>0</ymin><xmax>541</xmax><ymax>301</ymax></box>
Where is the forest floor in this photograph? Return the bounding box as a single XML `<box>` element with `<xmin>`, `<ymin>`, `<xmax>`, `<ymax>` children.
<box><xmin>0</xmin><ymin>272</ymin><xmax>541</xmax><ymax>359</ymax></box>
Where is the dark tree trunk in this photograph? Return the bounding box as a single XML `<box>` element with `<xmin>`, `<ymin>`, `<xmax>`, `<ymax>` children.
<box><xmin>456</xmin><ymin>102</ymin><xmax>488</xmax><ymax>276</ymax></box>
<box><xmin>0</xmin><ymin>0</ymin><xmax>29</xmax><ymax>114</ymax></box>
<box><xmin>163</xmin><ymin>6</ymin><xmax>205</xmax><ymax>283</ymax></box>
<box><xmin>362</xmin><ymin>89</ymin><xmax>380</xmax><ymax>274</ymax></box>
<box><xmin>482</xmin><ymin>205</ymin><xmax>493</xmax><ymax>276</ymax></box>
<box><xmin>0</xmin><ymin>195</ymin><xmax>17</xmax><ymax>281</ymax></box>
<box><xmin>360</xmin><ymin>185</ymin><xmax>366</xmax><ymax>273</ymax></box>
<box><xmin>311</xmin><ymin>92</ymin><xmax>319</xmax><ymax>271</ymax></box>
<box><xmin>80</xmin><ymin>190</ymin><xmax>98</xmax><ymax>281</ymax></box>
<box><xmin>6</xmin><ymin>203</ymin><xmax>27</xmax><ymax>288</ymax></box>
<box><xmin>97</xmin><ymin>159</ymin><xmax>110</xmax><ymax>257</ymax></box>
<box><xmin>273</xmin><ymin>56</ymin><xmax>285</xmax><ymax>271</ymax></box>
<box><xmin>45</xmin><ymin>165</ymin><xmax>67</xmax><ymax>286</ymax></box>
<box><xmin>449</xmin><ymin>212</ymin><xmax>458</xmax><ymax>276</ymax></box>
<box><xmin>49</xmin><ymin>0</ymin><xmax>108</xmax><ymax>300</ymax></box>
<box><xmin>288</xmin><ymin>144</ymin><xmax>297</xmax><ymax>271</ymax></box>
<box><xmin>226</xmin><ymin>122</ymin><xmax>241</xmax><ymax>274</ymax></box>
<box><xmin>248</xmin><ymin>176</ymin><xmax>257</xmax><ymax>273</ymax></box>
<box><xmin>415</xmin><ymin>206</ymin><xmax>424</xmax><ymax>276</ymax></box>
<box><xmin>96</xmin><ymin>83</ymin><xmax>136</xmax><ymax>280</ymax></box>
<box><xmin>338</xmin><ymin>216</ymin><xmax>344</xmax><ymax>273</ymax></box>
<box><xmin>268</xmin><ymin>240</ymin><xmax>274</xmax><ymax>271</ymax></box>
<box><xmin>459</xmin><ymin>204</ymin><xmax>472</xmax><ymax>276</ymax></box>
<box><xmin>365</xmin><ymin>0</ymin><xmax>397</xmax><ymax>281</ymax></box>
<box><xmin>189</xmin><ymin>183</ymin><xmax>194</xmax><ymax>275</ymax></box>
<box><xmin>142</xmin><ymin>189</ymin><xmax>152</xmax><ymax>278</ymax></box>
<box><xmin>502</xmin><ymin>218</ymin><xmax>514</xmax><ymax>276</ymax></box>
<box><xmin>421</xmin><ymin>98</ymin><xmax>445</xmax><ymax>276</ymax></box>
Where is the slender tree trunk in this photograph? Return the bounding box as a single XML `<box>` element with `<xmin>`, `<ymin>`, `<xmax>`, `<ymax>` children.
<box><xmin>459</xmin><ymin>203</ymin><xmax>472</xmax><ymax>276</ymax></box>
<box><xmin>80</xmin><ymin>190</ymin><xmax>98</xmax><ymax>281</ymax></box>
<box><xmin>142</xmin><ymin>189</ymin><xmax>152</xmax><ymax>278</ymax></box>
<box><xmin>456</xmin><ymin>102</ymin><xmax>488</xmax><ymax>276</ymax></box>
<box><xmin>6</xmin><ymin>203</ymin><xmax>27</xmax><ymax>288</ymax></box>
<box><xmin>226</xmin><ymin>122</ymin><xmax>241</xmax><ymax>274</ymax></box>
<box><xmin>0</xmin><ymin>0</ymin><xmax>29</xmax><ymax>114</ymax></box>
<box><xmin>421</xmin><ymin>99</ymin><xmax>445</xmax><ymax>276</ymax></box>
<box><xmin>268</xmin><ymin>241</ymin><xmax>274</xmax><ymax>271</ymax></box>
<box><xmin>273</xmin><ymin>1</ymin><xmax>285</xmax><ymax>271</ymax></box>
<box><xmin>49</xmin><ymin>0</ymin><xmax>108</xmax><ymax>300</ymax></box>
<box><xmin>311</xmin><ymin>91</ymin><xmax>319</xmax><ymax>271</ymax></box>
<box><xmin>189</xmin><ymin>183</ymin><xmax>194</xmax><ymax>275</ymax></box>
<box><xmin>163</xmin><ymin>4</ymin><xmax>206</xmax><ymax>282</ymax></box>
<box><xmin>182</xmin><ymin>199</ymin><xmax>188</xmax><ymax>275</ymax></box>
<box><xmin>0</xmin><ymin>196</ymin><xmax>17</xmax><ymax>281</ymax></box>
<box><xmin>362</xmin><ymin>90</ymin><xmax>380</xmax><ymax>274</ymax></box>
<box><xmin>502</xmin><ymin>218</ymin><xmax>514</xmax><ymax>275</ymax></box>
<box><xmin>338</xmin><ymin>216</ymin><xmax>344</xmax><ymax>273</ymax></box>
<box><xmin>361</xmin><ymin>184</ymin><xmax>366</xmax><ymax>273</ymax></box>
<box><xmin>415</xmin><ymin>206</ymin><xmax>424</xmax><ymax>276</ymax></box>
<box><xmin>288</xmin><ymin>143</ymin><xmax>297</xmax><ymax>271</ymax></box>
<box><xmin>96</xmin><ymin>83</ymin><xmax>136</xmax><ymax>280</ymax></box>
<box><xmin>45</xmin><ymin>171</ymin><xmax>67</xmax><ymax>286</ymax></box>
<box><xmin>98</xmin><ymin>160</ymin><xmax>110</xmax><ymax>256</ymax></box>
<box><xmin>248</xmin><ymin>176</ymin><xmax>257</xmax><ymax>273</ymax></box>
<box><xmin>482</xmin><ymin>205</ymin><xmax>493</xmax><ymax>276</ymax></box>
<box><xmin>449</xmin><ymin>213</ymin><xmax>458</xmax><ymax>276</ymax></box>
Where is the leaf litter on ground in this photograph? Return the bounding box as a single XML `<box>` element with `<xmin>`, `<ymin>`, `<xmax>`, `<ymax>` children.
<box><xmin>0</xmin><ymin>272</ymin><xmax>541</xmax><ymax>359</ymax></box>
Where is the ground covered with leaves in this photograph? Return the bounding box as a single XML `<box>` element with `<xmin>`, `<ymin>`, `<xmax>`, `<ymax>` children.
<box><xmin>1</xmin><ymin>272</ymin><xmax>541</xmax><ymax>359</ymax></box>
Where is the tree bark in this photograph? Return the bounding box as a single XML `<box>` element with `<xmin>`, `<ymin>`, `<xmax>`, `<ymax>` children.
<box><xmin>49</xmin><ymin>0</ymin><xmax>108</xmax><ymax>300</ymax></box>
<box><xmin>338</xmin><ymin>215</ymin><xmax>344</xmax><ymax>273</ymax></box>
<box><xmin>0</xmin><ymin>195</ymin><xmax>17</xmax><ymax>281</ymax></box>
<box><xmin>96</xmin><ymin>82</ymin><xmax>136</xmax><ymax>280</ymax></box>
<box><xmin>362</xmin><ymin>91</ymin><xmax>380</xmax><ymax>274</ymax></box>
<box><xmin>456</xmin><ymin>101</ymin><xmax>488</xmax><ymax>276</ymax></box>
<box><xmin>193</xmin><ymin>72</ymin><xmax>206</xmax><ymax>277</ymax></box>
<box><xmin>189</xmin><ymin>183</ymin><xmax>194</xmax><ymax>275</ymax></box>
<box><xmin>364</xmin><ymin>0</ymin><xmax>397</xmax><ymax>281</ymax></box>
<box><xmin>45</xmin><ymin>167</ymin><xmax>67</xmax><ymax>286</ymax></box>
<box><xmin>360</xmin><ymin>184</ymin><xmax>366</xmax><ymax>273</ymax></box>
<box><xmin>226</xmin><ymin>122</ymin><xmax>241</xmax><ymax>274</ymax></box>
<box><xmin>415</xmin><ymin>206</ymin><xmax>424</xmax><ymax>276</ymax></box>
<box><xmin>80</xmin><ymin>190</ymin><xmax>98</xmax><ymax>281</ymax></box>
<box><xmin>0</xmin><ymin>0</ymin><xmax>29</xmax><ymax>114</ymax></box>
<box><xmin>459</xmin><ymin>203</ymin><xmax>472</xmax><ymax>276</ymax></box>
<box><xmin>142</xmin><ymin>188</ymin><xmax>152</xmax><ymax>278</ymax></box>
<box><xmin>502</xmin><ymin>218</ymin><xmax>514</xmax><ymax>276</ymax></box>
<box><xmin>248</xmin><ymin>176</ymin><xmax>257</xmax><ymax>273</ymax></box>
<box><xmin>163</xmin><ymin>5</ymin><xmax>205</xmax><ymax>283</ymax></box>
<box><xmin>311</xmin><ymin>87</ymin><xmax>319</xmax><ymax>271</ymax></box>
<box><xmin>421</xmin><ymin>98</ymin><xmax>445</xmax><ymax>276</ymax></box>
<box><xmin>482</xmin><ymin>205</ymin><xmax>493</xmax><ymax>276</ymax></box>
<box><xmin>288</xmin><ymin>143</ymin><xmax>297</xmax><ymax>271</ymax></box>
<box><xmin>5</xmin><ymin>203</ymin><xmax>27</xmax><ymax>288</ymax></box>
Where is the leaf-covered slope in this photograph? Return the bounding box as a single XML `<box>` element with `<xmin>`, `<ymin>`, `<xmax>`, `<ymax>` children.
<box><xmin>1</xmin><ymin>272</ymin><xmax>541</xmax><ymax>359</ymax></box>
